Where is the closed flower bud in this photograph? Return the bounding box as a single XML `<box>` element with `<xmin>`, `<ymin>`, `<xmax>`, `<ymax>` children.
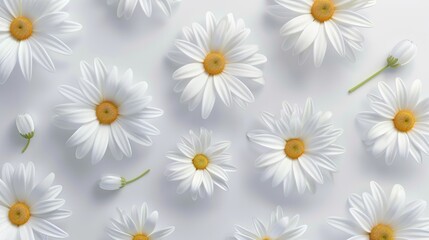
<box><xmin>99</xmin><ymin>176</ymin><xmax>125</xmax><ymax>191</ymax></box>
<box><xmin>16</xmin><ymin>114</ymin><xmax>35</xmax><ymax>153</ymax></box>
<box><xmin>389</xmin><ymin>40</ymin><xmax>417</xmax><ymax>67</ymax></box>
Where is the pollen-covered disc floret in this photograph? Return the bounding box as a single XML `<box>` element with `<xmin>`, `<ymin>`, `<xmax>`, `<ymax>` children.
<box><xmin>267</xmin><ymin>0</ymin><xmax>375</xmax><ymax>66</ymax></box>
<box><xmin>358</xmin><ymin>78</ymin><xmax>429</xmax><ymax>165</ymax></box>
<box><xmin>248</xmin><ymin>98</ymin><xmax>344</xmax><ymax>195</ymax></box>
<box><xmin>107</xmin><ymin>203</ymin><xmax>175</xmax><ymax>240</ymax></box>
<box><xmin>234</xmin><ymin>206</ymin><xmax>308</xmax><ymax>240</ymax></box>
<box><xmin>170</xmin><ymin>12</ymin><xmax>267</xmax><ymax>119</ymax></box>
<box><xmin>329</xmin><ymin>181</ymin><xmax>429</xmax><ymax>240</ymax></box>
<box><xmin>0</xmin><ymin>0</ymin><xmax>81</xmax><ymax>82</ymax></box>
<box><xmin>0</xmin><ymin>162</ymin><xmax>71</xmax><ymax>239</ymax></box>
<box><xmin>166</xmin><ymin>128</ymin><xmax>236</xmax><ymax>200</ymax></box>
<box><xmin>54</xmin><ymin>58</ymin><xmax>163</xmax><ymax>164</ymax></box>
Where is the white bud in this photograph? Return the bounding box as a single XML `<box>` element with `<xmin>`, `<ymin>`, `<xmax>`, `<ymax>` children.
<box><xmin>390</xmin><ymin>40</ymin><xmax>417</xmax><ymax>66</ymax></box>
<box><xmin>16</xmin><ymin>114</ymin><xmax>35</xmax><ymax>138</ymax></box>
<box><xmin>99</xmin><ymin>176</ymin><xmax>125</xmax><ymax>191</ymax></box>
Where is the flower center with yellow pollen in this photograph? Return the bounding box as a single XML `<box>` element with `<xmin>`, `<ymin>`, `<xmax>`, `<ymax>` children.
<box><xmin>10</xmin><ymin>16</ymin><xmax>33</xmax><ymax>41</ymax></box>
<box><xmin>393</xmin><ymin>110</ymin><xmax>416</xmax><ymax>132</ymax></box>
<box><xmin>133</xmin><ymin>234</ymin><xmax>149</xmax><ymax>240</ymax></box>
<box><xmin>8</xmin><ymin>202</ymin><xmax>31</xmax><ymax>226</ymax></box>
<box><xmin>285</xmin><ymin>139</ymin><xmax>305</xmax><ymax>160</ymax></box>
<box><xmin>311</xmin><ymin>0</ymin><xmax>336</xmax><ymax>22</ymax></box>
<box><xmin>96</xmin><ymin>101</ymin><xmax>119</xmax><ymax>125</ymax></box>
<box><xmin>261</xmin><ymin>237</ymin><xmax>271</xmax><ymax>240</ymax></box>
<box><xmin>369</xmin><ymin>224</ymin><xmax>394</xmax><ymax>240</ymax></box>
<box><xmin>203</xmin><ymin>52</ymin><xmax>226</xmax><ymax>75</ymax></box>
<box><xmin>192</xmin><ymin>154</ymin><xmax>209</xmax><ymax>170</ymax></box>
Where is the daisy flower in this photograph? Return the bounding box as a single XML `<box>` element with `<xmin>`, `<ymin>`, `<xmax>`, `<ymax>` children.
<box><xmin>247</xmin><ymin>98</ymin><xmax>344</xmax><ymax>195</ymax></box>
<box><xmin>169</xmin><ymin>12</ymin><xmax>267</xmax><ymax>119</ymax></box>
<box><xmin>166</xmin><ymin>128</ymin><xmax>236</xmax><ymax>200</ymax></box>
<box><xmin>54</xmin><ymin>58</ymin><xmax>163</xmax><ymax>164</ymax></box>
<box><xmin>0</xmin><ymin>0</ymin><xmax>81</xmax><ymax>82</ymax></box>
<box><xmin>0</xmin><ymin>162</ymin><xmax>71</xmax><ymax>239</ymax></box>
<box><xmin>358</xmin><ymin>78</ymin><xmax>429</xmax><ymax>165</ymax></box>
<box><xmin>107</xmin><ymin>202</ymin><xmax>175</xmax><ymax>240</ymax></box>
<box><xmin>234</xmin><ymin>206</ymin><xmax>307</xmax><ymax>240</ymax></box>
<box><xmin>328</xmin><ymin>181</ymin><xmax>429</xmax><ymax>239</ymax></box>
<box><xmin>267</xmin><ymin>0</ymin><xmax>375</xmax><ymax>66</ymax></box>
<box><xmin>107</xmin><ymin>0</ymin><xmax>179</xmax><ymax>20</ymax></box>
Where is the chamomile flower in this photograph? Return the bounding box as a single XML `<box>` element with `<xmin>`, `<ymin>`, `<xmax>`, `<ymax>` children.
<box><xmin>0</xmin><ymin>0</ymin><xmax>81</xmax><ymax>82</ymax></box>
<box><xmin>248</xmin><ymin>98</ymin><xmax>344</xmax><ymax>195</ymax></box>
<box><xmin>328</xmin><ymin>181</ymin><xmax>429</xmax><ymax>240</ymax></box>
<box><xmin>107</xmin><ymin>0</ymin><xmax>178</xmax><ymax>20</ymax></box>
<box><xmin>0</xmin><ymin>162</ymin><xmax>71</xmax><ymax>239</ymax></box>
<box><xmin>54</xmin><ymin>58</ymin><xmax>163</xmax><ymax>164</ymax></box>
<box><xmin>358</xmin><ymin>78</ymin><xmax>429</xmax><ymax>165</ymax></box>
<box><xmin>234</xmin><ymin>206</ymin><xmax>307</xmax><ymax>240</ymax></box>
<box><xmin>107</xmin><ymin>203</ymin><xmax>175</xmax><ymax>240</ymax></box>
<box><xmin>169</xmin><ymin>12</ymin><xmax>267</xmax><ymax>119</ymax></box>
<box><xmin>166</xmin><ymin>128</ymin><xmax>236</xmax><ymax>200</ymax></box>
<box><xmin>267</xmin><ymin>0</ymin><xmax>375</xmax><ymax>66</ymax></box>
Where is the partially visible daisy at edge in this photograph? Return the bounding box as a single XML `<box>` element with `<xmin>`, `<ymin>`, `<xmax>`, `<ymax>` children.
<box><xmin>107</xmin><ymin>0</ymin><xmax>180</xmax><ymax>20</ymax></box>
<box><xmin>0</xmin><ymin>0</ymin><xmax>81</xmax><ymax>82</ymax></box>
<box><xmin>357</xmin><ymin>78</ymin><xmax>429</xmax><ymax>165</ymax></box>
<box><xmin>328</xmin><ymin>181</ymin><xmax>429</xmax><ymax>240</ymax></box>
<box><xmin>107</xmin><ymin>202</ymin><xmax>175</xmax><ymax>240</ymax></box>
<box><xmin>248</xmin><ymin>98</ymin><xmax>344</xmax><ymax>195</ymax></box>
<box><xmin>169</xmin><ymin>12</ymin><xmax>267</xmax><ymax>119</ymax></box>
<box><xmin>234</xmin><ymin>206</ymin><xmax>307</xmax><ymax>240</ymax></box>
<box><xmin>267</xmin><ymin>0</ymin><xmax>375</xmax><ymax>66</ymax></box>
<box><xmin>54</xmin><ymin>58</ymin><xmax>163</xmax><ymax>164</ymax></box>
<box><xmin>166</xmin><ymin>128</ymin><xmax>236</xmax><ymax>200</ymax></box>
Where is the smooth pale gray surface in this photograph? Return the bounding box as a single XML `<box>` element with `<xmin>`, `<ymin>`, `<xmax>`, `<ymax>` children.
<box><xmin>0</xmin><ymin>0</ymin><xmax>427</xmax><ymax>239</ymax></box>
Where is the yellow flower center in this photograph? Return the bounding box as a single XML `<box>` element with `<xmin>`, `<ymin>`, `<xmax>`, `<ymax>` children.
<box><xmin>96</xmin><ymin>101</ymin><xmax>119</xmax><ymax>125</ymax></box>
<box><xmin>284</xmin><ymin>139</ymin><xmax>305</xmax><ymax>160</ymax></box>
<box><xmin>311</xmin><ymin>0</ymin><xmax>336</xmax><ymax>23</ymax></box>
<box><xmin>203</xmin><ymin>52</ymin><xmax>226</xmax><ymax>75</ymax></box>
<box><xmin>261</xmin><ymin>237</ymin><xmax>271</xmax><ymax>240</ymax></box>
<box><xmin>369</xmin><ymin>224</ymin><xmax>394</xmax><ymax>240</ymax></box>
<box><xmin>393</xmin><ymin>110</ymin><xmax>416</xmax><ymax>132</ymax></box>
<box><xmin>10</xmin><ymin>16</ymin><xmax>33</xmax><ymax>41</ymax></box>
<box><xmin>192</xmin><ymin>154</ymin><xmax>209</xmax><ymax>170</ymax></box>
<box><xmin>8</xmin><ymin>202</ymin><xmax>31</xmax><ymax>226</ymax></box>
<box><xmin>133</xmin><ymin>234</ymin><xmax>149</xmax><ymax>240</ymax></box>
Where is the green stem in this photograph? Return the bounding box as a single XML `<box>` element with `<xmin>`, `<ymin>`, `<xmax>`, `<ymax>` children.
<box><xmin>348</xmin><ymin>65</ymin><xmax>390</xmax><ymax>94</ymax></box>
<box><xmin>21</xmin><ymin>138</ymin><xmax>31</xmax><ymax>153</ymax></box>
<box><xmin>125</xmin><ymin>169</ymin><xmax>151</xmax><ymax>186</ymax></box>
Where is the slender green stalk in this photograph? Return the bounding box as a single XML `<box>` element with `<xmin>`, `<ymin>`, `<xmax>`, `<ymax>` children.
<box><xmin>348</xmin><ymin>65</ymin><xmax>390</xmax><ymax>94</ymax></box>
<box><xmin>125</xmin><ymin>169</ymin><xmax>151</xmax><ymax>185</ymax></box>
<box><xmin>21</xmin><ymin>138</ymin><xmax>31</xmax><ymax>153</ymax></box>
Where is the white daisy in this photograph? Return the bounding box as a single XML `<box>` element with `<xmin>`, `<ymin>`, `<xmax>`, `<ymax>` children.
<box><xmin>107</xmin><ymin>0</ymin><xmax>178</xmax><ymax>20</ymax></box>
<box><xmin>328</xmin><ymin>181</ymin><xmax>429</xmax><ymax>240</ymax></box>
<box><xmin>107</xmin><ymin>202</ymin><xmax>175</xmax><ymax>240</ymax></box>
<box><xmin>247</xmin><ymin>98</ymin><xmax>344</xmax><ymax>195</ymax></box>
<box><xmin>0</xmin><ymin>0</ymin><xmax>81</xmax><ymax>82</ymax></box>
<box><xmin>234</xmin><ymin>206</ymin><xmax>307</xmax><ymax>240</ymax></box>
<box><xmin>267</xmin><ymin>0</ymin><xmax>375</xmax><ymax>66</ymax></box>
<box><xmin>166</xmin><ymin>128</ymin><xmax>236</xmax><ymax>200</ymax></box>
<box><xmin>169</xmin><ymin>12</ymin><xmax>267</xmax><ymax>119</ymax></box>
<box><xmin>357</xmin><ymin>78</ymin><xmax>429</xmax><ymax>165</ymax></box>
<box><xmin>54</xmin><ymin>58</ymin><xmax>163</xmax><ymax>164</ymax></box>
<box><xmin>0</xmin><ymin>162</ymin><xmax>71</xmax><ymax>239</ymax></box>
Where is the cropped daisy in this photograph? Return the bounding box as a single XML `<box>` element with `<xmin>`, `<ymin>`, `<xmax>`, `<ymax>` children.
<box><xmin>54</xmin><ymin>58</ymin><xmax>163</xmax><ymax>164</ymax></box>
<box><xmin>107</xmin><ymin>0</ymin><xmax>178</xmax><ymax>20</ymax></box>
<box><xmin>234</xmin><ymin>206</ymin><xmax>307</xmax><ymax>240</ymax></box>
<box><xmin>107</xmin><ymin>202</ymin><xmax>175</xmax><ymax>240</ymax></box>
<box><xmin>358</xmin><ymin>78</ymin><xmax>429</xmax><ymax>165</ymax></box>
<box><xmin>328</xmin><ymin>181</ymin><xmax>429</xmax><ymax>239</ymax></box>
<box><xmin>267</xmin><ymin>0</ymin><xmax>375</xmax><ymax>66</ymax></box>
<box><xmin>166</xmin><ymin>128</ymin><xmax>236</xmax><ymax>200</ymax></box>
<box><xmin>0</xmin><ymin>162</ymin><xmax>71</xmax><ymax>239</ymax></box>
<box><xmin>0</xmin><ymin>0</ymin><xmax>81</xmax><ymax>82</ymax></box>
<box><xmin>169</xmin><ymin>12</ymin><xmax>267</xmax><ymax>119</ymax></box>
<box><xmin>248</xmin><ymin>98</ymin><xmax>344</xmax><ymax>195</ymax></box>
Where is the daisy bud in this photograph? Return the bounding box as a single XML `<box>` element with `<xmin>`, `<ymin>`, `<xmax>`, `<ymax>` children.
<box><xmin>16</xmin><ymin>114</ymin><xmax>35</xmax><ymax>153</ymax></box>
<box><xmin>348</xmin><ymin>39</ymin><xmax>417</xmax><ymax>94</ymax></box>
<box><xmin>99</xmin><ymin>169</ymin><xmax>150</xmax><ymax>191</ymax></box>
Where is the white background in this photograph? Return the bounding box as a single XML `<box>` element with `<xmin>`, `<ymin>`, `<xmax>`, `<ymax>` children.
<box><xmin>0</xmin><ymin>0</ymin><xmax>428</xmax><ymax>239</ymax></box>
